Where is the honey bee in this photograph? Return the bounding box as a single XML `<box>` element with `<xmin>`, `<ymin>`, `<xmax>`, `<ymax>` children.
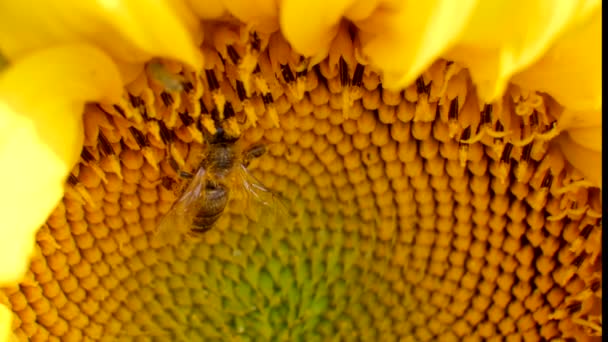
<box><xmin>153</xmin><ymin>125</ymin><xmax>287</xmax><ymax>244</ymax></box>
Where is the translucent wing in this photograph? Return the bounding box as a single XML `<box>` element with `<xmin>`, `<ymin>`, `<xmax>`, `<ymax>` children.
<box><xmin>234</xmin><ymin>164</ymin><xmax>292</xmax><ymax>234</ymax></box>
<box><xmin>153</xmin><ymin>166</ymin><xmax>207</xmax><ymax>245</ymax></box>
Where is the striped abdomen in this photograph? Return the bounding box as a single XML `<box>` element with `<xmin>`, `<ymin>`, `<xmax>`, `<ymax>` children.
<box><xmin>191</xmin><ymin>183</ymin><xmax>229</xmax><ymax>233</ymax></box>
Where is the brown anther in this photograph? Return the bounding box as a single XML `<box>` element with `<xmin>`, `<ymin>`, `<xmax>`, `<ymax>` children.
<box><xmin>500</xmin><ymin>143</ymin><xmax>513</xmax><ymax>164</ymax></box>
<box><xmin>459</xmin><ymin>126</ymin><xmax>471</xmax><ymax>143</ymax></box>
<box><xmin>589</xmin><ymin>280</ymin><xmax>600</xmax><ymax>292</ymax></box>
<box><xmin>224</xmin><ymin>102</ymin><xmax>235</xmax><ymax>119</ymax></box>
<box><xmin>128</xmin><ymin>94</ymin><xmax>144</xmax><ymax>108</ymax></box>
<box><xmin>449</xmin><ymin>98</ymin><xmax>459</xmax><ymax>121</ymax></box>
<box><xmin>128</xmin><ymin>127</ymin><xmax>148</xmax><ymax>149</ymax></box>
<box><xmin>236</xmin><ymin>80</ymin><xmax>247</xmax><ymax>101</ymax></box>
<box><xmin>521</xmin><ymin>144</ymin><xmax>532</xmax><ymax>162</ymax></box>
<box><xmin>199</xmin><ymin>98</ymin><xmax>209</xmax><ymax>114</ymax></box>
<box><xmin>281</xmin><ymin>64</ymin><xmax>296</xmax><ymax>83</ymax></box>
<box><xmin>352</xmin><ymin>64</ymin><xmax>364</xmax><ymax>87</ymax></box>
<box><xmin>416</xmin><ymin>77</ymin><xmax>431</xmax><ymax>95</ymax></box>
<box><xmin>178</xmin><ymin>112</ymin><xmax>194</xmax><ymax>126</ymax></box>
<box><xmin>98</xmin><ymin>131</ymin><xmax>115</xmax><ymax>156</ymax></box>
<box><xmin>181</xmin><ymin>81</ymin><xmax>194</xmax><ymax>93</ymax></box>
<box><xmin>160</xmin><ymin>92</ymin><xmax>174</xmax><ymax>107</ymax></box>
<box><xmin>566</xmin><ymin>301</ymin><xmax>582</xmax><ymax>314</ymax></box>
<box><xmin>481</xmin><ymin>104</ymin><xmax>492</xmax><ymax>126</ymax></box>
<box><xmin>112</xmin><ymin>105</ymin><xmax>126</xmax><ymax>118</ymax></box>
<box><xmin>205</xmin><ymin>69</ymin><xmax>220</xmax><ymax>91</ymax></box>
<box><xmin>339</xmin><ymin>57</ymin><xmax>350</xmax><ymax>87</ymax></box>
<box><xmin>541</xmin><ymin>172</ymin><xmax>553</xmax><ymax>188</ymax></box>
<box><xmin>157</xmin><ymin>120</ymin><xmax>174</xmax><ymax>145</ymax></box>
<box><xmin>81</xmin><ymin>148</ymin><xmax>96</xmax><ymax>163</ymax></box>
<box><xmin>571</xmin><ymin>252</ymin><xmax>586</xmax><ymax>267</ymax></box>
<box><xmin>250</xmin><ymin>31</ymin><xmax>261</xmax><ymax>52</ymax></box>
<box><xmin>579</xmin><ymin>224</ymin><xmax>594</xmax><ymax>239</ymax></box>
<box><xmin>227</xmin><ymin>45</ymin><xmax>240</xmax><ymax>64</ymax></box>
<box><xmin>67</xmin><ymin>174</ymin><xmax>79</xmax><ymax>186</ymax></box>
<box><xmin>262</xmin><ymin>93</ymin><xmax>274</xmax><ymax>105</ymax></box>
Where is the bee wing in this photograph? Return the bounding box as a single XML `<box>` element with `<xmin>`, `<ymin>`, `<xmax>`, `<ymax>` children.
<box><xmin>235</xmin><ymin>164</ymin><xmax>292</xmax><ymax>231</ymax></box>
<box><xmin>153</xmin><ymin>166</ymin><xmax>207</xmax><ymax>245</ymax></box>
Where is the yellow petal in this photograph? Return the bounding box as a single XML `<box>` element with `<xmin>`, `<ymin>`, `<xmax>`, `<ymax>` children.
<box><xmin>445</xmin><ymin>0</ymin><xmax>595</xmax><ymax>103</ymax></box>
<box><xmin>280</xmin><ymin>0</ymin><xmax>355</xmax><ymax>56</ymax></box>
<box><xmin>0</xmin><ymin>44</ymin><xmax>122</xmax><ymax>284</ymax></box>
<box><xmin>511</xmin><ymin>4</ymin><xmax>601</xmax><ymax>111</ymax></box>
<box><xmin>554</xmin><ymin>108</ymin><xmax>602</xmax><ymax>152</ymax></box>
<box><xmin>556</xmin><ymin>132</ymin><xmax>602</xmax><ymax>189</ymax></box>
<box><xmin>185</xmin><ymin>0</ymin><xmax>227</xmax><ymax>19</ymax></box>
<box><xmin>557</xmin><ymin>108</ymin><xmax>602</xmax><ymax>130</ymax></box>
<box><xmin>566</xmin><ymin>126</ymin><xmax>602</xmax><ymax>153</ymax></box>
<box><xmin>0</xmin><ymin>0</ymin><xmax>203</xmax><ymax>69</ymax></box>
<box><xmin>0</xmin><ymin>304</ymin><xmax>9</xmax><ymax>342</ymax></box>
<box><xmin>355</xmin><ymin>0</ymin><xmax>478</xmax><ymax>89</ymax></box>
<box><xmin>220</xmin><ymin>0</ymin><xmax>280</xmax><ymax>33</ymax></box>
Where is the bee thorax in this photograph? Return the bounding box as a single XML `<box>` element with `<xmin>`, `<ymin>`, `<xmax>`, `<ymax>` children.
<box><xmin>205</xmin><ymin>143</ymin><xmax>237</xmax><ymax>176</ymax></box>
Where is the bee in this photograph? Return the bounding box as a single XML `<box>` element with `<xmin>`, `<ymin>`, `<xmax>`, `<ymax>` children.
<box><xmin>153</xmin><ymin>125</ymin><xmax>287</xmax><ymax>244</ymax></box>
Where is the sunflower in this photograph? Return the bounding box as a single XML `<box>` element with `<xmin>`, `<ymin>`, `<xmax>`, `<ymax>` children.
<box><xmin>0</xmin><ymin>1</ymin><xmax>602</xmax><ymax>341</ymax></box>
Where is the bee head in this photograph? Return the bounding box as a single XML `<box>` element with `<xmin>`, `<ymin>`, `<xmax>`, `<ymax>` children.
<box><xmin>202</xmin><ymin>118</ymin><xmax>239</xmax><ymax>145</ymax></box>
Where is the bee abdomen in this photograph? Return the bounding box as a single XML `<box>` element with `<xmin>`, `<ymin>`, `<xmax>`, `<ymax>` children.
<box><xmin>191</xmin><ymin>184</ymin><xmax>229</xmax><ymax>233</ymax></box>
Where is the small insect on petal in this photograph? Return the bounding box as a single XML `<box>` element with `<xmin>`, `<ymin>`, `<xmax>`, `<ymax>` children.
<box><xmin>146</xmin><ymin>61</ymin><xmax>184</xmax><ymax>92</ymax></box>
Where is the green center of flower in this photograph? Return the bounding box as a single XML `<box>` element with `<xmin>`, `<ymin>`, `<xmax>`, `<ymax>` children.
<box><xmin>106</xmin><ymin>174</ymin><xmax>395</xmax><ymax>341</ymax></box>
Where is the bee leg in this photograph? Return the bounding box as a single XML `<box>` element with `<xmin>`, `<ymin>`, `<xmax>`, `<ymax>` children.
<box><xmin>179</xmin><ymin>171</ymin><xmax>194</xmax><ymax>179</ymax></box>
<box><xmin>168</xmin><ymin>156</ymin><xmax>194</xmax><ymax>179</ymax></box>
<box><xmin>243</xmin><ymin>144</ymin><xmax>267</xmax><ymax>167</ymax></box>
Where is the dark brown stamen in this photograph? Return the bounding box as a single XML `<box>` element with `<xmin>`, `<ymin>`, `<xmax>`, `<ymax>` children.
<box><xmin>98</xmin><ymin>131</ymin><xmax>115</xmax><ymax>156</ymax></box>
<box><xmin>210</xmin><ymin>108</ymin><xmax>220</xmax><ymax>122</ymax></box>
<box><xmin>250</xmin><ymin>31</ymin><xmax>261</xmax><ymax>52</ymax></box>
<box><xmin>179</xmin><ymin>112</ymin><xmax>193</xmax><ymax>126</ymax></box>
<box><xmin>541</xmin><ymin>172</ymin><xmax>553</xmax><ymax>188</ymax></box>
<box><xmin>160</xmin><ymin>92</ymin><xmax>174</xmax><ymax>107</ymax></box>
<box><xmin>67</xmin><ymin>174</ymin><xmax>79</xmax><ymax>186</ymax></box>
<box><xmin>224</xmin><ymin>102</ymin><xmax>235</xmax><ymax>119</ymax></box>
<box><xmin>339</xmin><ymin>57</ymin><xmax>349</xmax><ymax>87</ymax></box>
<box><xmin>235</xmin><ymin>80</ymin><xmax>247</xmax><ymax>101</ymax></box>
<box><xmin>416</xmin><ymin>77</ymin><xmax>431</xmax><ymax>95</ymax></box>
<box><xmin>81</xmin><ymin>148</ymin><xmax>96</xmax><ymax>163</ymax></box>
<box><xmin>262</xmin><ymin>93</ymin><xmax>274</xmax><ymax>105</ymax></box>
<box><xmin>579</xmin><ymin>225</ymin><xmax>594</xmax><ymax>239</ymax></box>
<box><xmin>158</xmin><ymin>120</ymin><xmax>173</xmax><ymax>144</ymax></box>
<box><xmin>566</xmin><ymin>302</ymin><xmax>582</xmax><ymax>314</ymax></box>
<box><xmin>530</xmin><ymin>110</ymin><xmax>539</xmax><ymax>127</ymax></box>
<box><xmin>227</xmin><ymin>45</ymin><xmax>240</xmax><ymax>64</ymax></box>
<box><xmin>199</xmin><ymin>98</ymin><xmax>208</xmax><ymax>114</ymax></box>
<box><xmin>521</xmin><ymin>144</ymin><xmax>532</xmax><ymax>162</ymax></box>
<box><xmin>481</xmin><ymin>104</ymin><xmax>493</xmax><ymax>125</ymax></box>
<box><xmin>281</xmin><ymin>64</ymin><xmax>295</xmax><ymax>83</ymax></box>
<box><xmin>128</xmin><ymin>127</ymin><xmax>148</xmax><ymax>148</ymax></box>
<box><xmin>495</xmin><ymin>120</ymin><xmax>504</xmax><ymax>132</ymax></box>
<box><xmin>572</xmin><ymin>252</ymin><xmax>586</xmax><ymax>267</ymax></box>
<box><xmin>352</xmin><ymin>64</ymin><xmax>364</xmax><ymax>87</ymax></box>
<box><xmin>112</xmin><ymin>105</ymin><xmax>126</xmax><ymax>118</ymax></box>
<box><xmin>182</xmin><ymin>82</ymin><xmax>194</xmax><ymax>93</ymax></box>
<box><xmin>459</xmin><ymin>126</ymin><xmax>471</xmax><ymax>143</ymax></box>
<box><xmin>500</xmin><ymin>143</ymin><xmax>513</xmax><ymax>163</ymax></box>
<box><xmin>449</xmin><ymin>98</ymin><xmax>459</xmax><ymax>120</ymax></box>
<box><xmin>161</xmin><ymin>176</ymin><xmax>176</xmax><ymax>190</ymax></box>
<box><xmin>128</xmin><ymin>94</ymin><xmax>143</xmax><ymax>108</ymax></box>
<box><xmin>205</xmin><ymin>69</ymin><xmax>220</xmax><ymax>91</ymax></box>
